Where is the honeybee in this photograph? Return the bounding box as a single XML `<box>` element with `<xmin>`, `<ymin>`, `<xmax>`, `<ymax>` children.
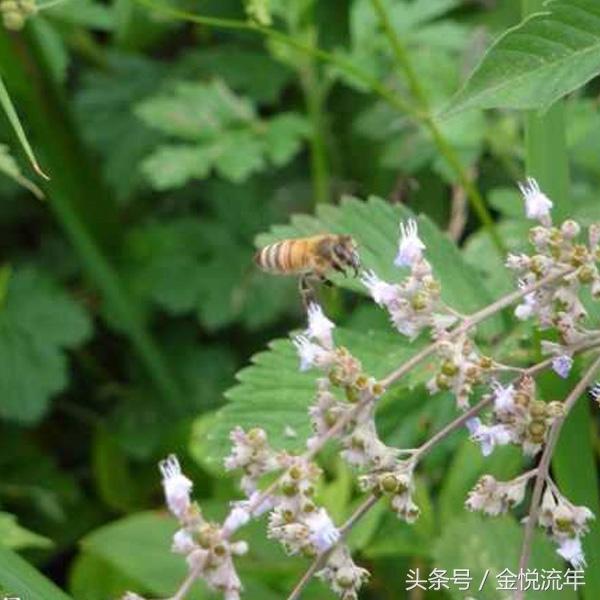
<box><xmin>254</xmin><ymin>234</ymin><xmax>360</xmax><ymax>305</ymax></box>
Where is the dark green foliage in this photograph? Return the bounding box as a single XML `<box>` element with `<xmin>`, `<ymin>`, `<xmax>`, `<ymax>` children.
<box><xmin>2</xmin><ymin>0</ymin><xmax>600</xmax><ymax>598</ymax></box>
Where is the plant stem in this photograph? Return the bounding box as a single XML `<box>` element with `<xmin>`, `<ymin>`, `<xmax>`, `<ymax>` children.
<box><xmin>300</xmin><ymin>62</ymin><xmax>330</xmax><ymax>205</ymax></box>
<box><xmin>369</xmin><ymin>0</ymin><xmax>503</xmax><ymax>253</ymax></box>
<box><xmin>516</xmin><ymin>354</ymin><xmax>600</xmax><ymax>597</ymax></box>
<box><xmin>287</xmin><ymin>494</ymin><xmax>380</xmax><ymax>600</ymax></box>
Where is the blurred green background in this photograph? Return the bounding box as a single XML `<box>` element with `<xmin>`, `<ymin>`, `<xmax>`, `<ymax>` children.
<box><xmin>2</xmin><ymin>0</ymin><xmax>600</xmax><ymax>598</ymax></box>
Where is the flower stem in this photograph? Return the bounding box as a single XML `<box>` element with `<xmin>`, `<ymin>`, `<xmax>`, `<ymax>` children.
<box><xmin>286</xmin><ymin>494</ymin><xmax>380</xmax><ymax>600</ymax></box>
<box><xmin>516</xmin><ymin>354</ymin><xmax>600</xmax><ymax>596</ymax></box>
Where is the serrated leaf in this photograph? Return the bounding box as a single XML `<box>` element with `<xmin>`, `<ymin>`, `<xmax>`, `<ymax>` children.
<box><xmin>75</xmin><ymin>54</ymin><xmax>166</xmax><ymax>203</ymax></box>
<box><xmin>136</xmin><ymin>80</ymin><xmax>256</xmax><ymax>140</ymax></box>
<box><xmin>140</xmin><ymin>145</ymin><xmax>212</xmax><ymax>190</ymax></box>
<box><xmin>191</xmin><ymin>329</ymin><xmax>427</xmax><ymax>469</ymax></box>
<box><xmin>447</xmin><ymin>0</ymin><xmax>600</xmax><ymax>114</ymax></box>
<box><xmin>434</xmin><ymin>514</ymin><xmax>576</xmax><ymax>599</ymax></box>
<box><xmin>0</xmin><ymin>268</ymin><xmax>92</xmax><ymax>423</ymax></box>
<box><xmin>137</xmin><ymin>80</ymin><xmax>308</xmax><ymax>188</ymax></box>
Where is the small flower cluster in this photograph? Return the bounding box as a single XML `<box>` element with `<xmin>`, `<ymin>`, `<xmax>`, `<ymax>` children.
<box><xmin>121</xmin><ymin>455</ymin><xmax>248</xmax><ymax>600</ymax></box>
<box><xmin>427</xmin><ymin>335</ymin><xmax>494</xmax><ymax>409</ymax></box>
<box><xmin>359</xmin><ymin>459</ymin><xmax>419</xmax><ymax>522</ymax></box>
<box><xmin>467</xmin><ymin>377</ymin><xmax>564</xmax><ymax>457</ymax></box>
<box><xmin>508</xmin><ymin>183</ymin><xmax>600</xmax><ymax>350</ymax></box>
<box><xmin>268</xmin><ymin>455</ymin><xmax>340</xmax><ymax>556</ymax></box>
<box><xmin>539</xmin><ymin>481</ymin><xmax>594</xmax><ymax>569</ymax></box>
<box><xmin>294</xmin><ymin>303</ymin><xmax>391</xmax><ymax>472</ymax></box>
<box><xmin>0</xmin><ymin>0</ymin><xmax>36</xmax><ymax>30</ymax></box>
<box><xmin>316</xmin><ymin>545</ymin><xmax>370</xmax><ymax>600</ymax></box>
<box><xmin>361</xmin><ymin>219</ymin><xmax>450</xmax><ymax>340</ymax></box>
<box><xmin>466</xmin><ymin>473</ymin><xmax>529</xmax><ymax>516</ymax></box>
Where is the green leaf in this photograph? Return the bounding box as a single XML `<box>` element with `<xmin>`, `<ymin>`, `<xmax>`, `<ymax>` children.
<box><xmin>549</xmin><ymin>372</ymin><xmax>600</xmax><ymax>600</ymax></box>
<box><xmin>81</xmin><ymin>512</ymin><xmax>206</xmax><ymax>599</ymax></box>
<box><xmin>180</xmin><ymin>48</ymin><xmax>293</xmax><ymax>104</ymax></box>
<box><xmin>191</xmin><ymin>329</ymin><xmax>429</xmax><ymax>469</ymax></box>
<box><xmin>0</xmin><ymin>512</ymin><xmax>52</xmax><ymax>550</ymax></box>
<box><xmin>124</xmin><ymin>216</ymin><xmax>293</xmax><ymax>330</ymax></box>
<box><xmin>434</xmin><ymin>514</ymin><xmax>576</xmax><ymax>599</ymax></box>
<box><xmin>0</xmin><ymin>268</ymin><xmax>92</xmax><ymax>422</ymax></box>
<box><xmin>44</xmin><ymin>0</ymin><xmax>114</xmax><ymax>31</ymax></box>
<box><xmin>0</xmin><ymin>546</ymin><xmax>73</xmax><ymax>600</ymax></box>
<box><xmin>438</xmin><ymin>439</ymin><xmax>523</xmax><ymax>526</ymax></box>
<box><xmin>69</xmin><ymin>553</ymin><xmax>139</xmax><ymax>600</ymax></box>
<box><xmin>137</xmin><ymin>80</ymin><xmax>308</xmax><ymax>188</ymax></box>
<box><xmin>0</xmin><ymin>75</ymin><xmax>48</xmax><ymax>180</ymax></box>
<box><xmin>75</xmin><ymin>53</ymin><xmax>166</xmax><ymax>203</ymax></box>
<box><xmin>447</xmin><ymin>0</ymin><xmax>600</xmax><ymax>113</ymax></box>
<box><xmin>92</xmin><ymin>428</ymin><xmax>139</xmax><ymax>513</ymax></box>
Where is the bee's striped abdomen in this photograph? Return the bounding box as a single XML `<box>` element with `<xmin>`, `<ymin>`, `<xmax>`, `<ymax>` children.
<box><xmin>255</xmin><ymin>240</ymin><xmax>308</xmax><ymax>275</ymax></box>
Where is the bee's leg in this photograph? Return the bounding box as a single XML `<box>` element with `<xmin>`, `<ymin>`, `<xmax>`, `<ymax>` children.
<box><xmin>299</xmin><ymin>275</ymin><xmax>317</xmax><ymax>308</ymax></box>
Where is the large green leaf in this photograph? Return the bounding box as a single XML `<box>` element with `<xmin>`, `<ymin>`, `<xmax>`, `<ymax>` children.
<box><xmin>0</xmin><ymin>268</ymin><xmax>92</xmax><ymax>423</ymax></box>
<box><xmin>81</xmin><ymin>511</ymin><xmax>206</xmax><ymax>599</ymax></box>
<box><xmin>0</xmin><ymin>546</ymin><xmax>73</xmax><ymax>600</ymax></box>
<box><xmin>447</xmin><ymin>0</ymin><xmax>600</xmax><ymax>113</ymax></box>
<box><xmin>434</xmin><ymin>514</ymin><xmax>576</xmax><ymax>599</ymax></box>
<box><xmin>191</xmin><ymin>330</ymin><xmax>428</xmax><ymax>469</ymax></box>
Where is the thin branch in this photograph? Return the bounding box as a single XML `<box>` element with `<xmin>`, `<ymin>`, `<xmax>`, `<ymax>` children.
<box><xmin>515</xmin><ymin>353</ymin><xmax>600</xmax><ymax>599</ymax></box>
<box><xmin>287</xmin><ymin>494</ymin><xmax>380</xmax><ymax>600</ymax></box>
<box><xmin>381</xmin><ymin>268</ymin><xmax>570</xmax><ymax>388</ymax></box>
<box><xmin>412</xmin><ymin>396</ymin><xmax>492</xmax><ymax>460</ymax></box>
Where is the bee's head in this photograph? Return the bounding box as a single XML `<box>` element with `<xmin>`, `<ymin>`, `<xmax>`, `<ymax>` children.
<box><xmin>335</xmin><ymin>235</ymin><xmax>360</xmax><ymax>276</ymax></box>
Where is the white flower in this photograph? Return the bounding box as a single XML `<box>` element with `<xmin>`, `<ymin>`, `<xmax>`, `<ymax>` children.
<box><xmin>552</xmin><ymin>354</ymin><xmax>573</xmax><ymax>379</ymax></box>
<box><xmin>360</xmin><ymin>270</ymin><xmax>398</xmax><ymax>307</ymax></box>
<box><xmin>515</xmin><ymin>291</ymin><xmax>536</xmax><ymax>320</ymax></box>
<box><xmin>292</xmin><ymin>335</ymin><xmax>332</xmax><ymax>371</ymax></box>
<box><xmin>492</xmin><ymin>382</ymin><xmax>515</xmax><ymax>413</ymax></box>
<box><xmin>589</xmin><ymin>382</ymin><xmax>600</xmax><ymax>403</ymax></box>
<box><xmin>172</xmin><ymin>529</ymin><xmax>196</xmax><ymax>554</ymax></box>
<box><xmin>395</xmin><ymin>219</ymin><xmax>425</xmax><ymax>268</ymax></box>
<box><xmin>159</xmin><ymin>455</ymin><xmax>193</xmax><ymax>519</ymax></box>
<box><xmin>557</xmin><ymin>536</ymin><xmax>586</xmax><ymax>569</ymax></box>
<box><xmin>306</xmin><ymin>303</ymin><xmax>335</xmax><ymax>348</ymax></box>
<box><xmin>518</xmin><ymin>177</ymin><xmax>553</xmax><ymax>221</ymax></box>
<box><xmin>306</xmin><ymin>508</ymin><xmax>340</xmax><ymax>552</ymax></box>
<box><xmin>223</xmin><ymin>506</ymin><xmax>251</xmax><ymax>536</ymax></box>
<box><xmin>466</xmin><ymin>418</ymin><xmax>512</xmax><ymax>456</ymax></box>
